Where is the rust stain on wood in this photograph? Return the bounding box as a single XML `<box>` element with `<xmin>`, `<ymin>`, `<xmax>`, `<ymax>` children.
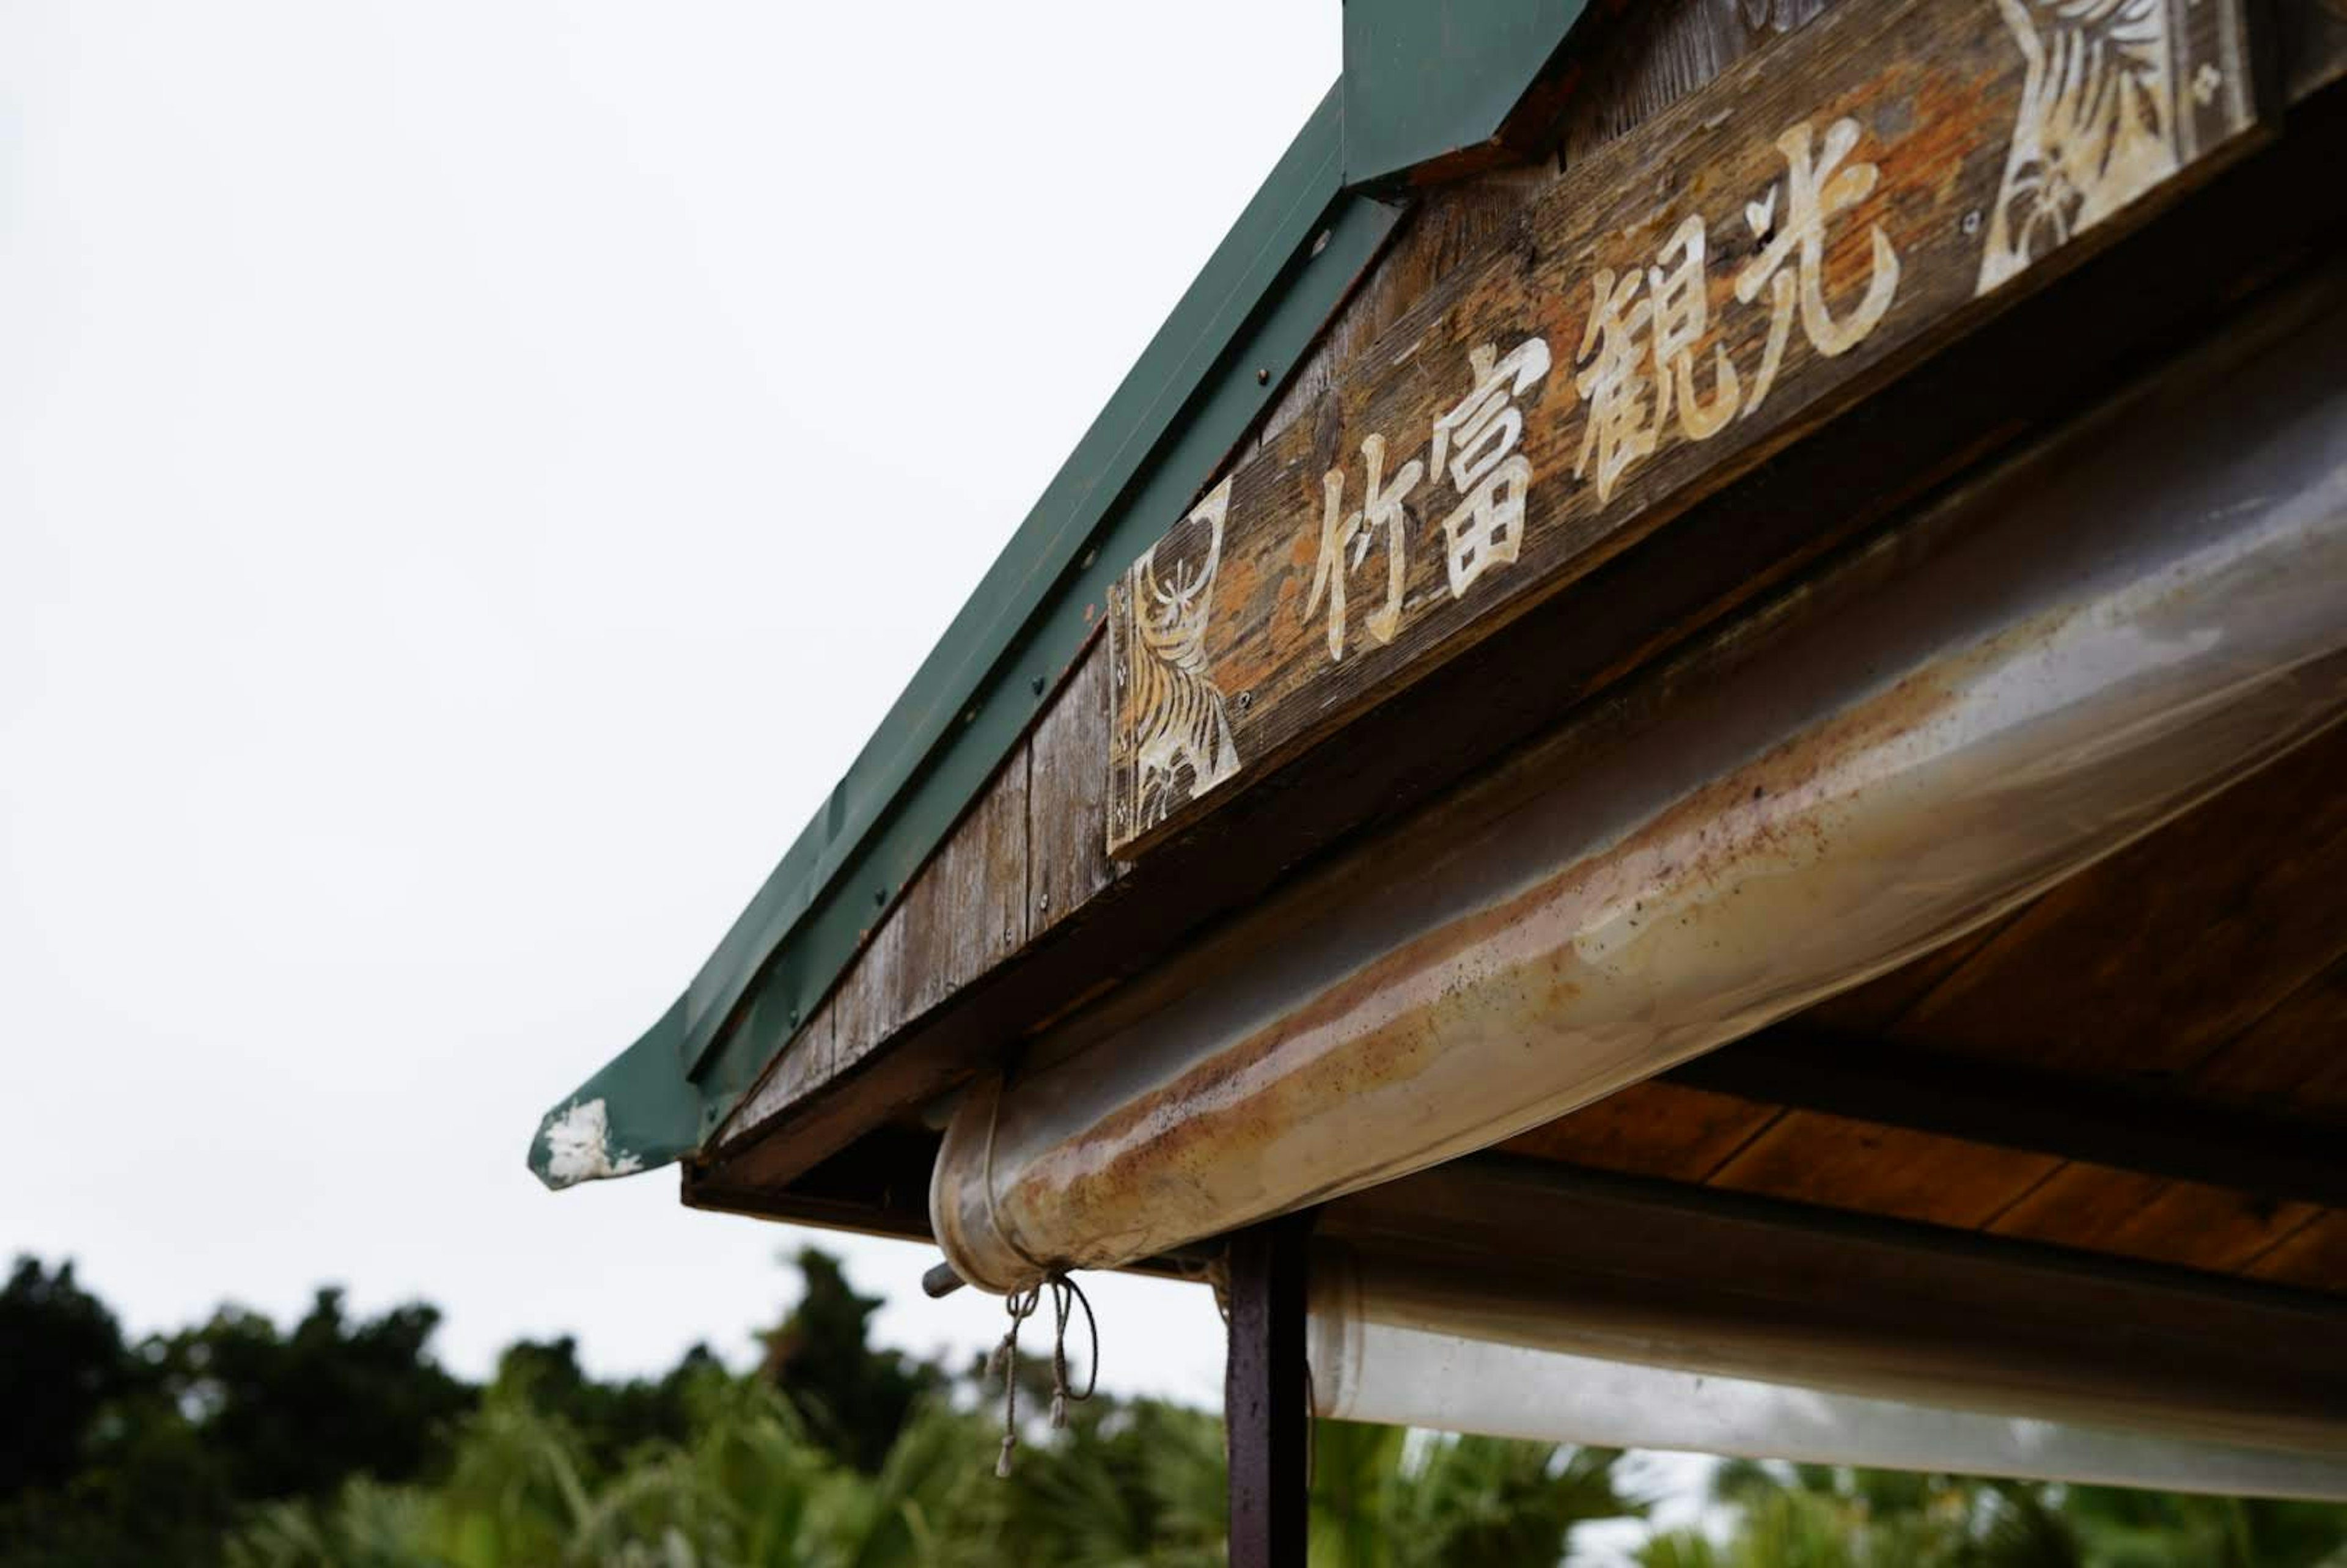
<box><xmin>1106</xmin><ymin>0</ymin><xmax>2264</xmax><ymax>859</ymax></box>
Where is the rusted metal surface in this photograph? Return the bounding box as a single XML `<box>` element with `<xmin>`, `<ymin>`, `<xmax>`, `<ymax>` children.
<box><xmin>931</xmin><ymin>270</ymin><xmax>2347</xmax><ymax>1295</ymax></box>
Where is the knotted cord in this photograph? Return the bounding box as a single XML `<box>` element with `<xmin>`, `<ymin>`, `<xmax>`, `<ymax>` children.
<box><xmin>988</xmin><ymin>1271</ymin><xmax>1098</xmax><ymax>1476</ymax></box>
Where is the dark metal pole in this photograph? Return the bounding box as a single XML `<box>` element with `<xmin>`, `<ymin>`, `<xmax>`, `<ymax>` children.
<box><xmin>1225</xmin><ymin>1213</ymin><xmax>1310</xmax><ymax>1566</ymax></box>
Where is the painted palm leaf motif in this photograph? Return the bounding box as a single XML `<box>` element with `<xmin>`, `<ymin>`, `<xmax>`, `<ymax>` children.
<box><xmin>1980</xmin><ymin>0</ymin><xmax>2182</xmax><ymax>290</ymax></box>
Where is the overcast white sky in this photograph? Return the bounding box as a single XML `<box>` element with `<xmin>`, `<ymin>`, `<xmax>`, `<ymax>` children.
<box><xmin>2</xmin><ymin>0</ymin><xmax>1352</xmax><ymax>1404</ymax></box>
<box><xmin>0</xmin><ymin>9</ymin><xmax>1720</xmax><ymax>1549</ymax></box>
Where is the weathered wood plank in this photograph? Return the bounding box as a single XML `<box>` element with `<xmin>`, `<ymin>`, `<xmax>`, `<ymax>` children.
<box><xmin>1891</xmin><ymin>720</ymin><xmax>2347</xmax><ymax>1079</ymax></box>
<box><xmin>825</xmin><ymin>753</ymin><xmax>1031</xmax><ymax>1091</ymax></box>
<box><xmin>1107</xmin><ymin>0</ymin><xmax>2265</xmax><ymax>856</ymax></box>
<box><xmin>2285</xmin><ymin>0</ymin><xmax>2347</xmax><ymax>103</ymax></box>
<box><xmin>1558</xmin><ymin>0</ymin><xmax>1835</xmax><ymax>166</ymax></box>
<box><xmin>832</xmin><ymin>903</ymin><xmax>907</xmax><ymax>1079</ymax></box>
<box><xmin>1705</xmin><ymin>1109</ymin><xmax>2062</xmax><ymax>1228</ymax></box>
<box><xmin>1499</xmin><ymin>1080</ymin><xmax>1782</xmax><ymax>1181</ymax></box>
<box><xmin>768</xmin><ymin>756</ymin><xmax>1029</xmax><ymax>1148</ymax></box>
<box><xmin>1795</xmin><ymin>907</ymin><xmax>2026</xmax><ymax>1036</ymax></box>
<box><xmin>2251</xmin><ymin>1210</ymin><xmax>2347</xmax><ymax>1294</ymax></box>
<box><xmin>897</xmin><ymin>756</ymin><xmax>1030</xmax><ymax>1018</ymax></box>
<box><xmin>1257</xmin><ymin>174</ymin><xmax>1565</xmax><ymax>459</ymax></box>
<box><xmin>1988</xmin><ymin>1165</ymin><xmax>2318</xmax><ymax>1274</ymax></box>
<box><xmin>1262</xmin><ymin>0</ymin><xmax>1837</xmax><ymax>467</ymax></box>
<box><xmin>724</xmin><ymin>998</ymin><xmax>836</xmax><ymax>1142</ymax></box>
<box><xmin>1666</xmin><ymin>1030</ymin><xmax>2347</xmax><ymax>1209</ymax></box>
<box><xmin>1028</xmin><ymin>642</ymin><xmax>1119</xmax><ymax>939</ymax></box>
<box><xmin>2189</xmin><ymin>952</ymin><xmax>2347</xmax><ymax>1121</ymax></box>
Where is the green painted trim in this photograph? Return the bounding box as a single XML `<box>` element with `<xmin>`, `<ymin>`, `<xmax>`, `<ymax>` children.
<box><xmin>527</xmin><ymin>998</ymin><xmax>700</xmax><ymax>1189</ymax></box>
<box><xmin>529</xmin><ymin>83</ymin><xmax>1401</xmax><ymax>1188</ymax></box>
<box><xmin>1340</xmin><ymin>0</ymin><xmax>1589</xmax><ymax>189</ymax></box>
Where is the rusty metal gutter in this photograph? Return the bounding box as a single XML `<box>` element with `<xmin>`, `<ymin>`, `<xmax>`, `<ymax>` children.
<box><xmin>930</xmin><ymin>270</ymin><xmax>2347</xmax><ymax>1295</ymax></box>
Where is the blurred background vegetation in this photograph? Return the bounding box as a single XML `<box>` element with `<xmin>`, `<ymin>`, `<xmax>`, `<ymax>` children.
<box><xmin>6</xmin><ymin>1251</ymin><xmax>2343</xmax><ymax>1567</ymax></box>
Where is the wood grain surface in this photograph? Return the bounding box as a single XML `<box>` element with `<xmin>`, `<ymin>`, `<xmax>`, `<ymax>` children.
<box><xmin>1108</xmin><ymin>0</ymin><xmax>2264</xmax><ymax>856</ymax></box>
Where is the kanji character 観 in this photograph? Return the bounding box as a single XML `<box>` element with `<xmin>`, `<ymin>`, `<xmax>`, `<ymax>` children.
<box><xmin>1647</xmin><ymin>214</ymin><xmax>1741</xmax><ymax>441</ymax></box>
<box><xmin>1572</xmin><ymin>266</ymin><xmax>1658</xmax><ymax>505</ymax></box>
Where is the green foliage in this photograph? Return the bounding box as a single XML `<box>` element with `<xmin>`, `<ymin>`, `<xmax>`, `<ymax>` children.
<box><xmin>173</xmin><ymin>1288</ymin><xmax>476</xmax><ymax>1501</ymax></box>
<box><xmin>1302</xmin><ymin>1424</ymin><xmax>1644</xmax><ymax>1567</ymax></box>
<box><xmin>8</xmin><ymin>1250</ymin><xmax>2347</xmax><ymax>1568</ymax></box>
<box><xmin>1648</xmin><ymin>1462</ymin><xmax>2347</xmax><ymax>1568</ymax></box>
<box><xmin>0</xmin><ymin>1258</ymin><xmax>135</xmax><ymax>1496</ymax></box>
<box><xmin>0</xmin><ymin>1258</ymin><xmax>471</xmax><ymax>1566</ymax></box>
<box><xmin>493</xmin><ymin>1335</ymin><xmax>715</xmax><ymax>1473</ymax></box>
<box><xmin>760</xmin><ymin>1247</ymin><xmax>940</xmax><ymax>1475</ymax></box>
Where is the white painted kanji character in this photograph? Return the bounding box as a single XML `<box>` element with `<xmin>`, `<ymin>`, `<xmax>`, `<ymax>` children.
<box><xmin>1573</xmin><ymin>266</ymin><xmax>1657</xmax><ymax>505</ymax></box>
<box><xmin>1648</xmin><ymin>214</ymin><xmax>1740</xmax><ymax>441</ymax></box>
<box><xmin>1429</xmin><ymin>337</ymin><xmax>1552</xmax><ymax>597</ymax></box>
<box><xmin>1735</xmin><ymin>117</ymin><xmax>1901</xmax><ymax>417</ymax></box>
<box><xmin>1304</xmin><ymin>432</ymin><xmax>1423</xmax><ymax>661</ymax></box>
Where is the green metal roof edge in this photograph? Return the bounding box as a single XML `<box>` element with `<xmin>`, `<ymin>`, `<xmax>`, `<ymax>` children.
<box><xmin>530</xmin><ymin>81</ymin><xmax>1402</xmax><ymax>1189</ymax></box>
<box><xmin>1339</xmin><ymin>0</ymin><xmax>1590</xmax><ymax>189</ymax></box>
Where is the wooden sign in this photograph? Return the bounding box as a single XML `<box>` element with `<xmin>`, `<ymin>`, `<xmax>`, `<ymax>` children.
<box><xmin>1106</xmin><ymin>0</ymin><xmax>2263</xmax><ymax>857</ymax></box>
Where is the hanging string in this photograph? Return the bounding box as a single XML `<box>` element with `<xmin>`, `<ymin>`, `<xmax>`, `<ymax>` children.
<box><xmin>988</xmin><ymin>1271</ymin><xmax>1099</xmax><ymax>1476</ymax></box>
<box><xmin>1046</xmin><ymin>1273</ymin><xmax>1098</xmax><ymax>1430</ymax></box>
<box><xmin>988</xmin><ymin>1283</ymin><xmax>1040</xmax><ymax>1477</ymax></box>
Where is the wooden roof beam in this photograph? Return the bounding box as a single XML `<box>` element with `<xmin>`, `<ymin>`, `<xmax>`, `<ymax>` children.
<box><xmin>1666</xmin><ymin>1030</ymin><xmax>2347</xmax><ymax>1210</ymax></box>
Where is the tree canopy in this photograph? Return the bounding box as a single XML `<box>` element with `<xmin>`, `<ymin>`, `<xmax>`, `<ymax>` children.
<box><xmin>2</xmin><ymin>1252</ymin><xmax>2340</xmax><ymax>1567</ymax></box>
